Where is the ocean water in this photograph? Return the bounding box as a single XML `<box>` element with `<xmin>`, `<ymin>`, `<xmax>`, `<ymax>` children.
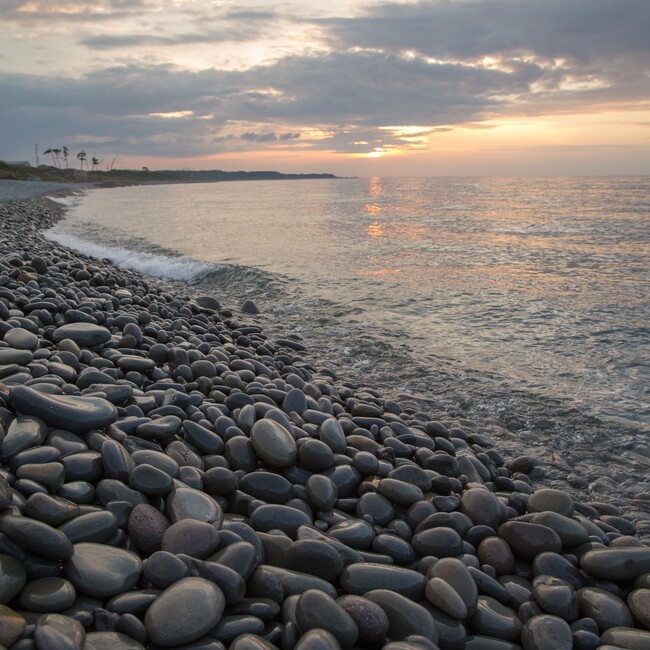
<box><xmin>46</xmin><ymin>177</ymin><xmax>650</xmax><ymax>504</ymax></box>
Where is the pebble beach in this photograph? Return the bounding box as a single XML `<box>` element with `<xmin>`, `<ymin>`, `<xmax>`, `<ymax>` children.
<box><xmin>0</xmin><ymin>180</ymin><xmax>649</xmax><ymax>650</ymax></box>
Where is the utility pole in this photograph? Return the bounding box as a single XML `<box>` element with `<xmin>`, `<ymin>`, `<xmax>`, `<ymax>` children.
<box><xmin>35</xmin><ymin>143</ymin><xmax>39</xmax><ymax>167</ymax></box>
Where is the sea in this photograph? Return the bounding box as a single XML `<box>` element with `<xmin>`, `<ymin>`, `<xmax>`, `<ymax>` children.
<box><xmin>45</xmin><ymin>176</ymin><xmax>650</xmax><ymax>512</ymax></box>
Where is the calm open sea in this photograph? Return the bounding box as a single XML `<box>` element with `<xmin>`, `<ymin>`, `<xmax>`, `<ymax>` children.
<box><xmin>46</xmin><ymin>177</ymin><xmax>650</xmax><ymax>501</ymax></box>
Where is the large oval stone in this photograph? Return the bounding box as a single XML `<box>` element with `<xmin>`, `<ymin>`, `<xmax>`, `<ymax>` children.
<box><xmin>65</xmin><ymin>543</ymin><xmax>142</xmax><ymax>598</ymax></box>
<box><xmin>339</xmin><ymin>564</ymin><xmax>426</xmax><ymax>600</ymax></box>
<box><xmin>0</xmin><ymin>515</ymin><xmax>73</xmax><ymax>560</ymax></box>
<box><xmin>580</xmin><ymin>548</ymin><xmax>650</xmax><ymax>581</ymax></box>
<box><xmin>145</xmin><ymin>577</ymin><xmax>225</xmax><ymax>646</ymax></box>
<box><xmin>166</xmin><ymin>487</ymin><xmax>223</xmax><ymax>526</ymax></box>
<box><xmin>498</xmin><ymin>521</ymin><xmax>561</xmax><ymax>561</ymax></box>
<box><xmin>9</xmin><ymin>385</ymin><xmax>117</xmax><ymax>434</ymax></box>
<box><xmin>577</xmin><ymin>587</ymin><xmax>634</xmax><ymax>632</ymax></box>
<box><xmin>0</xmin><ymin>554</ymin><xmax>26</xmax><ymax>604</ymax></box>
<box><xmin>365</xmin><ymin>589</ymin><xmax>437</xmax><ymax>643</ymax></box>
<box><xmin>295</xmin><ymin>589</ymin><xmax>358</xmax><ymax>648</ymax></box>
<box><xmin>249</xmin><ymin>419</ymin><xmax>297</xmax><ymax>468</ymax></box>
<box><xmin>52</xmin><ymin>323</ymin><xmax>111</xmax><ymax>347</ymax></box>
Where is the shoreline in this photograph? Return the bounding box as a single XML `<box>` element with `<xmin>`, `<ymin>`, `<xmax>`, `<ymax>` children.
<box><xmin>0</xmin><ymin>191</ymin><xmax>649</xmax><ymax>647</ymax></box>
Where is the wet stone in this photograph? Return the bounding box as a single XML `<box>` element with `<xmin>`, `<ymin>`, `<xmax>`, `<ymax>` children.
<box><xmin>469</xmin><ymin>595</ymin><xmax>523</xmax><ymax>642</ymax></box>
<box><xmin>52</xmin><ymin>323</ymin><xmax>112</xmax><ymax>347</ymax></box>
<box><xmin>249</xmin><ymin>504</ymin><xmax>311</xmax><ymax>538</ymax></box>
<box><xmin>8</xmin><ymin>385</ymin><xmax>118</xmax><ymax>434</ymax></box>
<box><xmin>339</xmin><ymin>563</ymin><xmax>426</xmax><ymax>599</ymax></box>
<box><xmin>328</xmin><ymin>519</ymin><xmax>375</xmax><ymax>550</ymax></box>
<box><xmin>295</xmin><ymin>589</ymin><xmax>359</xmax><ymax>648</ymax></box>
<box><xmin>461</xmin><ymin>488</ymin><xmax>503</xmax><ymax>529</ymax></box>
<box><xmin>34</xmin><ymin>613</ymin><xmax>85</xmax><ymax>650</ymax></box>
<box><xmin>166</xmin><ymin>486</ymin><xmax>223</xmax><ymax>526</ymax></box>
<box><xmin>18</xmin><ymin>576</ymin><xmax>76</xmax><ymax>612</ymax></box>
<box><xmin>497</xmin><ymin>521</ymin><xmax>562</xmax><ymax>561</ymax></box>
<box><xmin>0</xmin><ymin>603</ymin><xmax>26</xmax><ymax>647</ymax></box>
<box><xmin>412</xmin><ymin>526</ymin><xmax>463</xmax><ymax>558</ymax></box>
<box><xmin>128</xmin><ymin>503</ymin><xmax>171</xmax><ymax>556</ymax></box>
<box><xmin>83</xmin><ymin>631</ymin><xmax>145</xmax><ymax>649</ymax></box>
<box><xmin>527</xmin><ymin>488</ymin><xmax>575</xmax><ymax>516</ymax></box>
<box><xmin>161</xmin><ymin>519</ymin><xmax>220</xmax><ymax>559</ymax></box>
<box><xmin>601</xmin><ymin>627</ymin><xmax>650</xmax><ymax>649</ymax></box>
<box><xmin>580</xmin><ymin>547</ymin><xmax>650</xmax><ymax>581</ymax></box>
<box><xmin>425</xmin><ymin>576</ymin><xmax>468</xmax><ymax>620</ymax></box>
<box><xmin>65</xmin><ymin>543</ymin><xmax>142</xmax><ymax>599</ymax></box>
<box><xmin>365</xmin><ymin>589</ymin><xmax>437</xmax><ymax>643</ymax></box>
<box><xmin>0</xmin><ymin>553</ymin><xmax>26</xmax><ymax>604</ymax></box>
<box><xmin>145</xmin><ymin>577</ymin><xmax>225</xmax><ymax>647</ymax></box>
<box><xmin>477</xmin><ymin>537</ymin><xmax>515</xmax><ymax>575</ymax></box>
<box><xmin>627</xmin><ymin>588</ymin><xmax>650</xmax><ymax>628</ymax></box>
<box><xmin>532</xmin><ymin>575</ymin><xmax>578</xmax><ymax>621</ymax></box>
<box><xmin>577</xmin><ymin>587</ymin><xmax>634</xmax><ymax>632</ymax></box>
<box><xmin>337</xmin><ymin>595</ymin><xmax>390</xmax><ymax>645</ymax></box>
<box><xmin>285</xmin><ymin>539</ymin><xmax>344</xmax><ymax>581</ymax></box>
<box><xmin>4</xmin><ymin>327</ymin><xmax>38</xmax><ymax>350</ymax></box>
<box><xmin>58</xmin><ymin>510</ymin><xmax>119</xmax><ymax>544</ymax></box>
<box><xmin>521</xmin><ymin>614</ymin><xmax>573</xmax><ymax>650</ymax></box>
<box><xmin>428</xmin><ymin>557</ymin><xmax>479</xmax><ymax>616</ymax></box>
<box><xmin>250</xmin><ymin>418</ymin><xmax>297</xmax><ymax>469</ymax></box>
<box><xmin>0</xmin><ymin>514</ymin><xmax>74</xmax><ymax>560</ymax></box>
<box><xmin>24</xmin><ymin>492</ymin><xmax>80</xmax><ymax>526</ymax></box>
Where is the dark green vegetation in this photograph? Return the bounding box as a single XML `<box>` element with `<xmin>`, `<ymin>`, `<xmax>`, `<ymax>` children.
<box><xmin>0</xmin><ymin>161</ymin><xmax>337</xmax><ymax>186</ymax></box>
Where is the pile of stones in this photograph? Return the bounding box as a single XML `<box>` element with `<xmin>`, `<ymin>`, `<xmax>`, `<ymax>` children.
<box><xmin>0</xmin><ymin>198</ymin><xmax>649</xmax><ymax>650</ymax></box>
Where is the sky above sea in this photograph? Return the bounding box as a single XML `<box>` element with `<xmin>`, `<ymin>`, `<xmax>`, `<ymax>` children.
<box><xmin>1</xmin><ymin>0</ymin><xmax>649</xmax><ymax>176</ymax></box>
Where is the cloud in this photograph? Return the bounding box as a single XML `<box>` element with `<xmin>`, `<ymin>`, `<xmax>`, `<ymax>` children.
<box><xmin>0</xmin><ymin>0</ymin><xmax>648</xmax><ymax>162</ymax></box>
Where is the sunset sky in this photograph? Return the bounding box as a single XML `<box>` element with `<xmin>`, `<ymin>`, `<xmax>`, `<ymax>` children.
<box><xmin>1</xmin><ymin>0</ymin><xmax>649</xmax><ymax>176</ymax></box>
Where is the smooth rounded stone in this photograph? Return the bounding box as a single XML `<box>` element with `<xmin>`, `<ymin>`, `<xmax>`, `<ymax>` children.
<box><xmin>412</xmin><ymin>526</ymin><xmax>463</xmax><ymax>558</ymax></box>
<box><xmin>527</xmin><ymin>489</ymin><xmax>574</xmax><ymax>517</ymax></box>
<box><xmin>425</xmin><ymin>577</ymin><xmax>468</xmax><ymax>620</ymax></box>
<box><xmin>294</xmin><ymin>629</ymin><xmax>342</xmax><ymax>650</ymax></box>
<box><xmin>183</xmin><ymin>421</ymin><xmax>223</xmax><ymax>455</ymax></box>
<box><xmin>580</xmin><ymin>548</ymin><xmax>650</xmax><ymax>581</ymax></box>
<box><xmin>372</xmin><ymin>533</ymin><xmax>415</xmax><ymax>565</ymax></box>
<box><xmin>1</xmin><ymin>415</ymin><xmax>48</xmax><ymax>461</ymax></box>
<box><xmin>131</xmin><ymin>449</ymin><xmax>179</xmax><ymax>478</ymax></box>
<box><xmin>0</xmin><ymin>603</ymin><xmax>26</xmax><ymax>646</ymax></box>
<box><xmin>337</xmin><ymin>595</ymin><xmax>390</xmax><ymax>645</ymax></box>
<box><xmin>283</xmin><ymin>388</ymin><xmax>308</xmax><ymax>415</ymax></box>
<box><xmin>210</xmin><ymin>541</ymin><xmax>258</xmax><ymax>581</ymax></box>
<box><xmin>249</xmin><ymin>419</ymin><xmax>297</xmax><ymax>469</ymax></box>
<box><xmin>532</xmin><ymin>575</ymin><xmax>578</xmax><ymax>621</ymax></box>
<box><xmin>530</xmin><ymin>511</ymin><xmax>589</xmax><ymax>548</ymax></box>
<box><xmin>166</xmin><ymin>487</ymin><xmax>223</xmax><ymax>526</ymax></box>
<box><xmin>136</xmin><ymin>415</ymin><xmax>183</xmax><ymax>441</ymax></box>
<box><xmin>285</xmin><ymin>539</ymin><xmax>344</xmax><ymax>581</ymax></box>
<box><xmin>238</xmin><ymin>471</ymin><xmax>292</xmax><ymax>504</ymax></box>
<box><xmin>145</xmin><ymin>577</ymin><xmax>225</xmax><ymax>646</ymax></box>
<box><xmin>601</xmin><ymin>627</ymin><xmax>650</xmax><ymax>649</ymax></box>
<box><xmin>65</xmin><ymin>543</ymin><xmax>142</xmax><ymax>599</ymax></box>
<box><xmin>328</xmin><ymin>519</ymin><xmax>375</xmax><ymax>550</ymax></box>
<box><xmin>477</xmin><ymin>537</ymin><xmax>515</xmax><ymax>575</ymax></box>
<box><xmin>499</xmin><ymin>575</ymin><xmax>534</xmax><ymax>611</ymax></box>
<box><xmin>116</xmin><ymin>355</ymin><xmax>156</xmax><ymax>372</ymax></box>
<box><xmin>24</xmin><ymin>492</ymin><xmax>80</xmax><ymax>527</ymax></box>
<box><xmin>339</xmin><ymin>564</ymin><xmax>426</xmax><ymax>600</ymax></box>
<box><xmin>261</xmin><ymin>565</ymin><xmax>337</xmax><ymax>599</ymax></box>
<box><xmin>161</xmin><ymin>519</ymin><xmax>220</xmax><ymax>559</ymax></box>
<box><xmin>52</xmin><ymin>323</ymin><xmax>111</xmax><ymax>347</ymax></box>
<box><xmin>18</xmin><ymin>576</ymin><xmax>76</xmax><ymax>612</ymax></box>
<box><xmin>306</xmin><ymin>475</ymin><xmax>338</xmax><ymax>510</ymax></box>
<box><xmin>83</xmin><ymin>631</ymin><xmax>145</xmax><ymax>649</ymax></box>
<box><xmin>497</xmin><ymin>521</ymin><xmax>562</xmax><ymax>561</ymax></box>
<box><xmin>378</xmin><ymin>478</ymin><xmax>424</xmax><ymax>507</ymax></box>
<box><xmin>249</xmin><ymin>504</ymin><xmax>311</xmax><ymax>538</ymax></box>
<box><xmin>521</xmin><ymin>615</ymin><xmax>572</xmax><ymax>650</ymax></box>
<box><xmin>128</xmin><ymin>503</ymin><xmax>171</xmax><ymax>555</ymax></box>
<box><xmin>365</xmin><ymin>589</ymin><xmax>437</xmax><ymax>643</ymax></box>
<box><xmin>577</xmin><ymin>587</ymin><xmax>634</xmax><ymax>631</ymax></box>
<box><xmin>195</xmin><ymin>295</ymin><xmax>221</xmax><ymax>311</ymax></box>
<box><xmin>0</xmin><ymin>553</ymin><xmax>27</xmax><ymax>604</ymax></box>
<box><xmin>356</xmin><ymin>492</ymin><xmax>395</xmax><ymax>527</ymax></box>
<box><xmin>532</xmin><ymin>552</ymin><xmax>586</xmax><ymax>590</ymax></box>
<box><xmin>107</xmin><ymin>589</ymin><xmax>161</xmax><ymax>616</ymax></box>
<box><xmin>297</xmin><ymin>438</ymin><xmax>335</xmax><ymax>471</ymax></box>
<box><xmin>144</xmin><ymin>551</ymin><xmax>191</xmax><ymax>589</ymax></box>
<box><xmin>461</xmin><ymin>489</ymin><xmax>503</xmax><ymax>529</ymax></box>
<box><xmin>295</xmin><ymin>589</ymin><xmax>359</xmax><ymax>648</ymax></box>
<box><xmin>0</xmin><ymin>514</ymin><xmax>73</xmax><ymax>560</ymax></box>
<box><xmin>58</xmin><ymin>510</ymin><xmax>119</xmax><ymax>544</ymax></box>
<box><xmin>4</xmin><ymin>327</ymin><xmax>38</xmax><ymax>350</ymax></box>
<box><xmin>428</xmin><ymin>557</ymin><xmax>479</xmax><ymax>616</ymax></box>
<box><xmin>129</xmin><ymin>463</ymin><xmax>174</xmax><ymax>495</ymax></box>
<box><xmin>627</xmin><ymin>588</ymin><xmax>650</xmax><ymax>628</ymax></box>
<box><xmin>469</xmin><ymin>596</ymin><xmax>523</xmax><ymax>642</ymax></box>
<box><xmin>0</xmin><ymin>348</ymin><xmax>33</xmax><ymax>365</ymax></box>
<box><xmin>8</xmin><ymin>385</ymin><xmax>118</xmax><ymax>434</ymax></box>
<box><xmin>318</xmin><ymin>418</ymin><xmax>347</xmax><ymax>453</ymax></box>
<box><xmin>34</xmin><ymin>613</ymin><xmax>85</xmax><ymax>650</ymax></box>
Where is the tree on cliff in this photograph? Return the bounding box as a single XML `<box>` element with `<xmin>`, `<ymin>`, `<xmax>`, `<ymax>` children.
<box><xmin>77</xmin><ymin>150</ymin><xmax>87</xmax><ymax>170</ymax></box>
<box><xmin>62</xmin><ymin>146</ymin><xmax>70</xmax><ymax>168</ymax></box>
<box><xmin>91</xmin><ymin>155</ymin><xmax>100</xmax><ymax>172</ymax></box>
<box><xmin>43</xmin><ymin>148</ymin><xmax>60</xmax><ymax>168</ymax></box>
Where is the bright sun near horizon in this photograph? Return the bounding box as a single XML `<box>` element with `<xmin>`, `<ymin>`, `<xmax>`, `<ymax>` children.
<box><xmin>1</xmin><ymin>0</ymin><xmax>649</xmax><ymax>176</ymax></box>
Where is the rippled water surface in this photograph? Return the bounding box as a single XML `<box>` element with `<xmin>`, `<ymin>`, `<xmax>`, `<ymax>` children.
<box><xmin>47</xmin><ymin>177</ymin><xmax>650</xmax><ymax>496</ymax></box>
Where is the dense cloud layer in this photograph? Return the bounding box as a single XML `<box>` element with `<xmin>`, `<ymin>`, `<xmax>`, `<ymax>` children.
<box><xmin>1</xmin><ymin>0</ymin><xmax>648</xmax><ymax>162</ymax></box>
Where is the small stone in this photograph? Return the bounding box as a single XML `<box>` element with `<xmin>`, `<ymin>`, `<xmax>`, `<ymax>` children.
<box><xmin>627</xmin><ymin>588</ymin><xmax>650</xmax><ymax>628</ymax></box>
<box><xmin>425</xmin><ymin>577</ymin><xmax>468</xmax><ymax>619</ymax></box>
<box><xmin>34</xmin><ymin>613</ymin><xmax>85</xmax><ymax>650</ymax></box>
<box><xmin>365</xmin><ymin>589</ymin><xmax>437</xmax><ymax>643</ymax></box>
<box><xmin>161</xmin><ymin>519</ymin><xmax>220</xmax><ymax>559</ymax></box>
<box><xmin>0</xmin><ymin>604</ymin><xmax>26</xmax><ymax>646</ymax></box>
<box><xmin>0</xmin><ymin>553</ymin><xmax>27</xmax><ymax>604</ymax></box>
<box><xmin>527</xmin><ymin>489</ymin><xmax>574</xmax><ymax>516</ymax></box>
<box><xmin>18</xmin><ymin>577</ymin><xmax>76</xmax><ymax>612</ymax></box>
<box><xmin>337</xmin><ymin>595</ymin><xmax>390</xmax><ymax>645</ymax></box>
<box><xmin>521</xmin><ymin>614</ymin><xmax>573</xmax><ymax>650</ymax></box>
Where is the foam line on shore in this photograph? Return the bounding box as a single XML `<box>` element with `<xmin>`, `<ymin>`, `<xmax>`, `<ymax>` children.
<box><xmin>43</xmin><ymin>227</ymin><xmax>214</xmax><ymax>281</ymax></box>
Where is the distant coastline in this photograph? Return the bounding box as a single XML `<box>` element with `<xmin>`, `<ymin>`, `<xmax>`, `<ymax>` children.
<box><xmin>0</xmin><ymin>160</ymin><xmax>340</xmax><ymax>188</ymax></box>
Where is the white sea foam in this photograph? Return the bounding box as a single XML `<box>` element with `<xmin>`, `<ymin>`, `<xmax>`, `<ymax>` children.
<box><xmin>46</xmin><ymin>196</ymin><xmax>81</xmax><ymax>207</ymax></box>
<box><xmin>43</xmin><ymin>228</ymin><xmax>213</xmax><ymax>281</ymax></box>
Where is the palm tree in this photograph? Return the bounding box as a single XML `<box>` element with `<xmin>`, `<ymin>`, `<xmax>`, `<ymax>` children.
<box><xmin>43</xmin><ymin>148</ymin><xmax>58</xmax><ymax>167</ymax></box>
<box><xmin>52</xmin><ymin>148</ymin><xmax>62</xmax><ymax>168</ymax></box>
<box><xmin>62</xmin><ymin>146</ymin><xmax>69</xmax><ymax>168</ymax></box>
<box><xmin>91</xmin><ymin>155</ymin><xmax>100</xmax><ymax>172</ymax></box>
<box><xmin>77</xmin><ymin>150</ymin><xmax>87</xmax><ymax>170</ymax></box>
